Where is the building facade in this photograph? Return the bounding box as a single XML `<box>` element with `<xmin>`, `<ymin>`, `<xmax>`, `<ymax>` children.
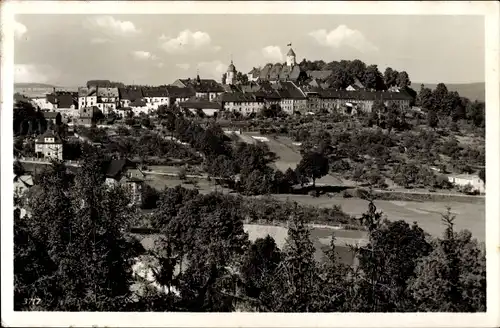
<box><xmin>35</xmin><ymin>130</ymin><xmax>63</xmax><ymax>160</ymax></box>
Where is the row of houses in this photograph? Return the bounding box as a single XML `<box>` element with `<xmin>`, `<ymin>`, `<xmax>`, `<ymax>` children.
<box><xmin>177</xmin><ymin>80</ymin><xmax>413</xmax><ymax>117</ymax></box>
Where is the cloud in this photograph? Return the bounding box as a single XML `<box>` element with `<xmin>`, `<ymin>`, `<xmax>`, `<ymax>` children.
<box><xmin>14</xmin><ymin>20</ymin><xmax>27</xmax><ymax>40</ymax></box>
<box><xmin>157</xmin><ymin>63</ymin><xmax>165</xmax><ymax>68</ymax></box>
<box><xmin>309</xmin><ymin>25</ymin><xmax>378</xmax><ymax>53</ymax></box>
<box><xmin>14</xmin><ymin>64</ymin><xmax>58</xmax><ymax>83</ymax></box>
<box><xmin>261</xmin><ymin>46</ymin><xmax>284</xmax><ymax>62</ymax></box>
<box><xmin>176</xmin><ymin>63</ymin><xmax>191</xmax><ymax>70</ymax></box>
<box><xmin>90</xmin><ymin>37</ymin><xmax>110</xmax><ymax>44</ymax></box>
<box><xmin>84</xmin><ymin>16</ymin><xmax>140</xmax><ymax>36</ymax></box>
<box><xmin>132</xmin><ymin>50</ymin><xmax>158</xmax><ymax>61</ymax></box>
<box><xmin>197</xmin><ymin>60</ymin><xmax>227</xmax><ymax>81</ymax></box>
<box><xmin>159</xmin><ymin>30</ymin><xmax>220</xmax><ymax>54</ymax></box>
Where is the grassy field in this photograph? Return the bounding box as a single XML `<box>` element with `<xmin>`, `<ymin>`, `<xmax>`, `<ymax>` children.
<box><xmin>137</xmin><ymin>225</ymin><xmax>365</xmax><ymax>266</ymax></box>
<box><xmin>272</xmin><ymin>194</ymin><xmax>485</xmax><ymax>242</ymax></box>
<box><xmin>144</xmin><ymin>173</ymin><xmax>485</xmax><ymax>241</ymax></box>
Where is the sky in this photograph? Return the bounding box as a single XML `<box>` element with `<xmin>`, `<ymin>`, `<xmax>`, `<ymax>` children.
<box><xmin>13</xmin><ymin>14</ymin><xmax>485</xmax><ymax>86</ymax></box>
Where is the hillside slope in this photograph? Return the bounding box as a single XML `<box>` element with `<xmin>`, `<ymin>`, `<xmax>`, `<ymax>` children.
<box><xmin>411</xmin><ymin>82</ymin><xmax>485</xmax><ymax>102</ymax></box>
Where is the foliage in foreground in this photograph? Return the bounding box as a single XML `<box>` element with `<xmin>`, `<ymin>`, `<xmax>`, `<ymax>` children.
<box><xmin>14</xmin><ymin>158</ymin><xmax>486</xmax><ymax>312</ymax></box>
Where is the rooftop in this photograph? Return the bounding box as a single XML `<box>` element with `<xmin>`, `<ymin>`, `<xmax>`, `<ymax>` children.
<box><xmin>35</xmin><ymin>129</ymin><xmax>63</xmax><ymax>144</ymax></box>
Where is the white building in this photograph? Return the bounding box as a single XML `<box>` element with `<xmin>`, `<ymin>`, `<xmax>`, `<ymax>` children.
<box><xmin>448</xmin><ymin>174</ymin><xmax>485</xmax><ymax>194</ymax></box>
<box><xmin>35</xmin><ymin>130</ymin><xmax>63</xmax><ymax>160</ymax></box>
<box><xmin>78</xmin><ymin>87</ymin><xmax>98</xmax><ymax>109</ymax></box>
<box><xmin>218</xmin><ymin>92</ymin><xmax>264</xmax><ymax>116</ymax></box>
<box><xmin>31</xmin><ymin>97</ymin><xmax>56</xmax><ymax>110</ymax></box>
<box><xmin>96</xmin><ymin>87</ymin><xmax>119</xmax><ymax>115</ymax></box>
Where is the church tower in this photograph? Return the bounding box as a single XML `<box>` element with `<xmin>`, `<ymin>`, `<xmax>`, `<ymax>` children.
<box><xmin>286</xmin><ymin>47</ymin><xmax>296</xmax><ymax>67</ymax></box>
<box><xmin>226</xmin><ymin>60</ymin><xmax>236</xmax><ymax>85</ymax></box>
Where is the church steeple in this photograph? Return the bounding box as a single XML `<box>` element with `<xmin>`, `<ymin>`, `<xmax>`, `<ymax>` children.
<box><xmin>226</xmin><ymin>57</ymin><xmax>237</xmax><ymax>85</ymax></box>
<box><xmin>286</xmin><ymin>45</ymin><xmax>296</xmax><ymax>67</ymax></box>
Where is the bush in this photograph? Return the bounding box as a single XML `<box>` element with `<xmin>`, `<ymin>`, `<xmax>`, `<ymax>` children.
<box><xmin>178</xmin><ymin>168</ymin><xmax>187</xmax><ymax>180</ymax></box>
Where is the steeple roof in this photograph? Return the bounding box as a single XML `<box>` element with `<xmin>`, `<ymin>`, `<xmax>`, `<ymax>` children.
<box><xmin>287</xmin><ymin>48</ymin><xmax>296</xmax><ymax>56</ymax></box>
<box><xmin>227</xmin><ymin>60</ymin><xmax>236</xmax><ymax>72</ymax></box>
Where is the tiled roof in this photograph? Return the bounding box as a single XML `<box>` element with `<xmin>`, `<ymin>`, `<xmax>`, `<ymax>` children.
<box><xmin>247</xmin><ymin>67</ymin><xmax>260</xmax><ymax>78</ymax></box>
<box><xmin>178</xmin><ymin>79</ymin><xmax>224</xmax><ymax>93</ymax></box>
<box><xmin>259</xmin><ymin>64</ymin><xmax>273</xmax><ymax>80</ymax></box>
<box><xmin>240</xmin><ymin>83</ymin><xmax>261</xmax><ymax>93</ymax></box>
<box><xmin>142</xmin><ymin>87</ymin><xmax>169</xmax><ymax>98</ymax></box>
<box><xmin>119</xmin><ymin>88</ymin><xmax>143</xmax><ymax>101</ymax></box>
<box><xmin>43</xmin><ymin>112</ymin><xmax>61</xmax><ymax>119</ymax></box>
<box><xmin>277</xmin><ymin>81</ymin><xmax>306</xmax><ymax>99</ymax></box>
<box><xmin>78</xmin><ymin>87</ymin><xmax>97</xmax><ymax>97</ymax></box>
<box><xmin>165</xmin><ymin>86</ymin><xmax>195</xmax><ymax>98</ymax></box>
<box><xmin>57</xmin><ymin>94</ymin><xmax>77</xmax><ymax>108</ymax></box>
<box><xmin>218</xmin><ymin>92</ymin><xmax>262</xmax><ymax>102</ymax></box>
<box><xmin>97</xmin><ymin>87</ymin><xmax>119</xmax><ymax>98</ymax></box>
<box><xmin>306</xmin><ymin>70</ymin><xmax>333</xmax><ymax>80</ymax></box>
<box><xmin>279</xmin><ymin>65</ymin><xmax>302</xmax><ymax>81</ymax></box>
<box><xmin>35</xmin><ymin>129</ymin><xmax>63</xmax><ymax>144</ymax></box>
<box><xmin>222</xmin><ymin>84</ymin><xmax>242</xmax><ymax>93</ymax></box>
<box><xmin>14</xmin><ymin>93</ymin><xmax>31</xmax><ymax>102</ymax></box>
<box><xmin>105</xmin><ymin>159</ymin><xmax>136</xmax><ymax>179</ymax></box>
<box><xmin>269</xmin><ymin>63</ymin><xmax>283</xmax><ymax>80</ymax></box>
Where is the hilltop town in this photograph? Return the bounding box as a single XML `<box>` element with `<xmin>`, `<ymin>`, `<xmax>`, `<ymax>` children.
<box><xmin>13</xmin><ymin>47</ymin><xmax>486</xmax><ymax>312</ymax></box>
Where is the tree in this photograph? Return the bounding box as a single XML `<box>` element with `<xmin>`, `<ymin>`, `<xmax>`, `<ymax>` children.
<box><xmin>347</xmin><ymin>59</ymin><xmax>367</xmax><ymax>81</ymax></box>
<box><xmin>417</xmin><ymin>85</ymin><xmax>434</xmax><ymax>111</ymax></box>
<box><xmin>432</xmin><ymin>83</ymin><xmax>449</xmax><ymax>113</ymax></box>
<box><xmin>240</xmin><ymin>169</ymin><xmax>274</xmax><ymax>195</ymax></box>
<box><xmin>15</xmin><ymin>156</ymin><xmax>143</xmax><ymax>311</ymax></box>
<box><xmin>383</xmin><ymin>67</ymin><xmax>398</xmax><ymax>88</ymax></box>
<box><xmin>478</xmin><ymin>168</ymin><xmax>485</xmax><ymax>184</ymax></box>
<box><xmin>408</xmin><ymin>209</ymin><xmax>486</xmax><ymax>312</ymax></box>
<box><xmin>355</xmin><ymin>203</ymin><xmax>433</xmax><ymax>311</ymax></box>
<box><xmin>427</xmin><ymin>110</ymin><xmax>439</xmax><ymax>129</ymax></box>
<box><xmin>239</xmin><ymin>236</ymin><xmax>282</xmax><ymax>311</ymax></box>
<box><xmin>270</xmin><ymin>210</ymin><xmax>321</xmax><ymax>312</ymax></box>
<box><xmin>329</xmin><ymin>65</ymin><xmax>354</xmax><ymax>90</ymax></box>
<box><xmin>363</xmin><ymin>65</ymin><xmax>385</xmax><ymax>91</ymax></box>
<box><xmin>296</xmin><ymin>152</ymin><xmax>329</xmax><ymax>188</ymax></box>
<box><xmin>385</xmin><ymin>103</ymin><xmax>400</xmax><ymax>133</ymax></box>
<box><xmin>396</xmin><ymin>71</ymin><xmax>411</xmax><ymax>88</ymax></box>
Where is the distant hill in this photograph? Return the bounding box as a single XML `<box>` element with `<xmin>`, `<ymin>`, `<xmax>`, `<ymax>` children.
<box><xmin>14</xmin><ymin>83</ymin><xmax>56</xmax><ymax>89</ymax></box>
<box><xmin>411</xmin><ymin>82</ymin><xmax>485</xmax><ymax>102</ymax></box>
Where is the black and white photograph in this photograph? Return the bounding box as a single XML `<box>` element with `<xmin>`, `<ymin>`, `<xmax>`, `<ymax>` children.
<box><xmin>1</xmin><ymin>1</ymin><xmax>499</xmax><ymax>327</ymax></box>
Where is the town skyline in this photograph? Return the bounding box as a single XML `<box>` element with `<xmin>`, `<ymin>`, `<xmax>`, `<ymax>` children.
<box><xmin>14</xmin><ymin>14</ymin><xmax>484</xmax><ymax>87</ymax></box>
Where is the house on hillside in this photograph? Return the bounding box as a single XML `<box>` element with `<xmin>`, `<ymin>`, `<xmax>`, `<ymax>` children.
<box><xmin>164</xmin><ymin>86</ymin><xmax>195</xmax><ymax>106</ymax></box>
<box><xmin>42</xmin><ymin>112</ymin><xmax>62</xmax><ymax>126</ymax></box>
<box><xmin>96</xmin><ymin>87</ymin><xmax>119</xmax><ymax>115</ymax></box>
<box><xmin>77</xmin><ymin>106</ymin><xmax>98</xmax><ymax>126</ymax></box>
<box><xmin>345</xmin><ymin>77</ymin><xmax>366</xmax><ymax>91</ymax></box>
<box><xmin>104</xmin><ymin>159</ymin><xmax>145</xmax><ymax>205</ymax></box>
<box><xmin>129</xmin><ymin>99</ymin><xmax>150</xmax><ymax>116</ymax></box>
<box><xmin>448</xmin><ymin>173</ymin><xmax>485</xmax><ymax>194</ymax></box>
<box><xmin>35</xmin><ymin>130</ymin><xmax>63</xmax><ymax>160</ymax></box>
<box><xmin>119</xmin><ymin>87</ymin><xmax>144</xmax><ymax>108</ymax></box>
<box><xmin>275</xmin><ymin>81</ymin><xmax>307</xmax><ymax>114</ymax></box>
<box><xmin>143</xmin><ymin>87</ymin><xmax>170</xmax><ymax>110</ymax></box>
<box><xmin>47</xmin><ymin>92</ymin><xmax>78</xmax><ymax>110</ymax></box>
<box><xmin>172</xmin><ymin>76</ymin><xmax>224</xmax><ymax>101</ymax></box>
<box><xmin>78</xmin><ymin>87</ymin><xmax>98</xmax><ymax>109</ymax></box>
<box><xmin>247</xmin><ymin>67</ymin><xmax>260</xmax><ymax>82</ymax></box>
<box><xmin>218</xmin><ymin>92</ymin><xmax>265</xmax><ymax>116</ymax></box>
